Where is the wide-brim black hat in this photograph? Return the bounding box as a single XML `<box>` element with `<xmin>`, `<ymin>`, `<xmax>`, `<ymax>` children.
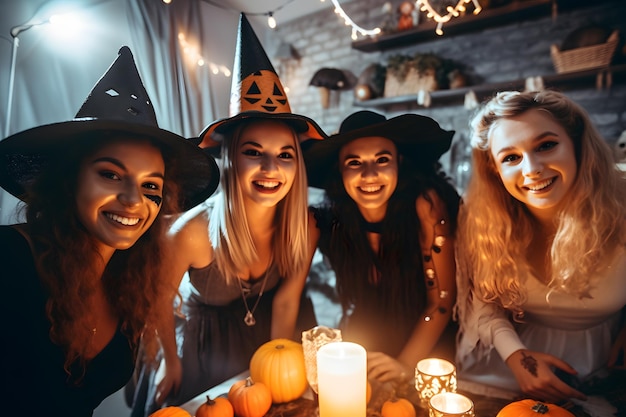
<box><xmin>198</xmin><ymin>13</ymin><xmax>326</xmax><ymax>152</ymax></box>
<box><xmin>0</xmin><ymin>46</ymin><xmax>219</xmax><ymax>213</ymax></box>
<box><xmin>304</xmin><ymin>110</ymin><xmax>454</xmax><ymax>189</ymax></box>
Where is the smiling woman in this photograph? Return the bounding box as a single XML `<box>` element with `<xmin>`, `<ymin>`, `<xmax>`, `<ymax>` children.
<box><xmin>455</xmin><ymin>90</ymin><xmax>626</xmax><ymax>412</ymax></box>
<box><xmin>75</xmin><ymin>138</ymin><xmax>166</xmax><ymax>253</ymax></box>
<box><xmin>0</xmin><ymin>46</ymin><xmax>219</xmax><ymax>417</ymax></box>
<box><xmin>125</xmin><ymin>14</ymin><xmax>326</xmax><ymax>417</ymax></box>
<box><xmin>304</xmin><ymin>110</ymin><xmax>460</xmax><ymax>384</ymax></box>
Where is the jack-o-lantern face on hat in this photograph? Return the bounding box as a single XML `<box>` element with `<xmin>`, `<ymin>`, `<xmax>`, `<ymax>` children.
<box><xmin>197</xmin><ymin>14</ymin><xmax>328</xmax><ymax>150</ymax></box>
<box><xmin>230</xmin><ymin>70</ymin><xmax>292</xmax><ymax>116</ymax></box>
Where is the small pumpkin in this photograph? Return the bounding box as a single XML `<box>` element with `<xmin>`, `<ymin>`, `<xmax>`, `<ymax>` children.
<box><xmin>195</xmin><ymin>395</ymin><xmax>234</xmax><ymax>417</ymax></box>
<box><xmin>496</xmin><ymin>399</ymin><xmax>575</xmax><ymax>417</ymax></box>
<box><xmin>227</xmin><ymin>377</ymin><xmax>272</xmax><ymax>417</ymax></box>
<box><xmin>148</xmin><ymin>406</ymin><xmax>192</xmax><ymax>417</ymax></box>
<box><xmin>381</xmin><ymin>397</ymin><xmax>416</xmax><ymax>417</ymax></box>
<box><xmin>249</xmin><ymin>338</ymin><xmax>308</xmax><ymax>403</ymax></box>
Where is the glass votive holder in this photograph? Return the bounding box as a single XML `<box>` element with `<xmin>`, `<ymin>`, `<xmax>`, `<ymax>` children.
<box><xmin>301</xmin><ymin>326</ymin><xmax>342</xmax><ymax>394</ymax></box>
<box><xmin>415</xmin><ymin>358</ymin><xmax>457</xmax><ymax>408</ymax></box>
<box><xmin>429</xmin><ymin>392</ymin><xmax>474</xmax><ymax>417</ymax></box>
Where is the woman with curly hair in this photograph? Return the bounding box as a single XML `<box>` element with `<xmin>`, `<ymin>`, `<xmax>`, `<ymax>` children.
<box><xmin>304</xmin><ymin>110</ymin><xmax>460</xmax><ymax>383</ymax></box>
<box><xmin>0</xmin><ymin>47</ymin><xmax>218</xmax><ymax>417</ymax></box>
<box><xmin>455</xmin><ymin>90</ymin><xmax>626</xmax><ymax>407</ymax></box>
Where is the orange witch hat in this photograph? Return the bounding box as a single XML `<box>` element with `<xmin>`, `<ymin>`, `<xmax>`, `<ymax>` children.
<box><xmin>198</xmin><ymin>13</ymin><xmax>327</xmax><ymax>150</ymax></box>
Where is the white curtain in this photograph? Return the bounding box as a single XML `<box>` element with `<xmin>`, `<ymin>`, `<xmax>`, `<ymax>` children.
<box><xmin>125</xmin><ymin>0</ymin><xmax>215</xmax><ymax>139</ymax></box>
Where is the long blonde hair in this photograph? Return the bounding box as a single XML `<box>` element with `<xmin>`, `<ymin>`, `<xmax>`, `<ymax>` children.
<box><xmin>456</xmin><ymin>90</ymin><xmax>626</xmax><ymax>322</ymax></box>
<box><xmin>208</xmin><ymin>119</ymin><xmax>310</xmax><ymax>282</ymax></box>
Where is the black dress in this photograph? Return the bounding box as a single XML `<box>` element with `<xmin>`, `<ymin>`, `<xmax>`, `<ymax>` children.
<box><xmin>0</xmin><ymin>225</ymin><xmax>134</xmax><ymax>417</ymax></box>
<box><xmin>128</xmin><ymin>262</ymin><xmax>317</xmax><ymax>417</ymax></box>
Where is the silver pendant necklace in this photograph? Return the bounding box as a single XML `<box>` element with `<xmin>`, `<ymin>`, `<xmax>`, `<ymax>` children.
<box><xmin>237</xmin><ymin>266</ymin><xmax>270</xmax><ymax>327</ymax></box>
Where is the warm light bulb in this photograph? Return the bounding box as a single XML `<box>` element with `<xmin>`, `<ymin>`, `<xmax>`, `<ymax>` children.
<box><xmin>267</xmin><ymin>13</ymin><xmax>276</xmax><ymax>29</ymax></box>
<box><xmin>220</xmin><ymin>66</ymin><xmax>231</xmax><ymax>77</ymax></box>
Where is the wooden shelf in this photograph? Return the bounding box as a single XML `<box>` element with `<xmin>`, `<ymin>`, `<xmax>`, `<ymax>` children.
<box><xmin>352</xmin><ymin>0</ymin><xmax>553</xmax><ymax>53</ymax></box>
<box><xmin>353</xmin><ymin>65</ymin><xmax>626</xmax><ymax>109</ymax></box>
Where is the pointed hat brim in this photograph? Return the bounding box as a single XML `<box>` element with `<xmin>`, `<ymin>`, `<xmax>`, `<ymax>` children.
<box><xmin>0</xmin><ymin>46</ymin><xmax>219</xmax><ymax>212</ymax></box>
<box><xmin>303</xmin><ymin>111</ymin><xmax>454</xmax><ymax>189</ymax></box>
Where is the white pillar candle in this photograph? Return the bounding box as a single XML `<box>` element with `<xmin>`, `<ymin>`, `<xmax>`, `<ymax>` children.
<box><xmin>429</xmin><ymin>392</ymin><xmax>474</xmax><ymax>417</ymax></box>
<box><xmin>317</xmin><ymin>341</ymin><xmax>367</xmax><ymax>417</ymax></box>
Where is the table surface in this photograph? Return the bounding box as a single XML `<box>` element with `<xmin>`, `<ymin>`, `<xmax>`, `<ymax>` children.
<box><xmin>179</xmin><ymin>370</ymin><xmax>626</xmax><ymax>417</ymax></box>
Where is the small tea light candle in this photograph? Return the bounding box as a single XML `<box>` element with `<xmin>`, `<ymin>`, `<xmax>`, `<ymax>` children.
<box><xmin>317</xmin><ymin>341</ymin><xmax>367</xmax><ymax>417</ymax></box>
<box><xmin>429</xmin><ymin>392</ymin><xmax>474</xmax><ymax>417</ymax></box>
<box><xmin>415</xmin><ymin>358</ymin><xmax>457</xmax><ymax>407</ymax></box>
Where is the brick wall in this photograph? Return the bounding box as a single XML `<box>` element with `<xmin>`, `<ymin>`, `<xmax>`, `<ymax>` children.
<box><xmin>269</xmin><ymin>0</ymin><xmax>626</xmax><ymax>192</ymax></box>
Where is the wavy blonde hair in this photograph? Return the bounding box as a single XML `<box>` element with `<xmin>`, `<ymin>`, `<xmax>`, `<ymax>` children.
<box><xmin>456</xmin><ymin>90</ymin><xmax>626</xmax><ymax>323</ymax></box>
<box><xmin>208</xmin><ymin>119</ymin><xmax>310</xmax><ymax>282</ymax></box>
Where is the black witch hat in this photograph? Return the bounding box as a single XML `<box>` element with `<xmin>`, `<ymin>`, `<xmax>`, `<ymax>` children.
<box><xmin>0</xmin><ymin>46</ymin><xmax>219</xmax><ymax>212</ymax></box>
<box><xmin>198</xmin><ymin>13</ymin><xmax>327</xmax><ymax>150</ymax></box>
<box><xmin>304</xmin><ymin>110</ymin><xmax>454</xmax><ymax>189</ymax></box>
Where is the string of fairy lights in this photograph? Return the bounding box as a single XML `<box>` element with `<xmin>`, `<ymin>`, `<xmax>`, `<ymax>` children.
<box><xmin>179</xmin><ymin>0</ymin><xmax>483</xmax><ymax>37</ymax></box>
<box><xmin>171</xmin><ymin>0</ymin><xmax>483</xmax><ymax>70</ymax></box>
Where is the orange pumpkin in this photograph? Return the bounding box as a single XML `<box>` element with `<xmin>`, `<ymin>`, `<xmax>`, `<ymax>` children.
<box><xmin>381</xmin><ymin>397</ymin><xmax>416</xmax><ymax>417</ymax></box>
<box><xmin>228</xmin><ymin>377</ymin><xmax>272</xmax><ymax>417</ymax></box>
<box><xmin>249</xmin><ymin>338</ymin><xmax>308</xmax><ymax>403</ymax></box>
<box><xmin>148</xmin><ymin>406</ymin><xmax>192</xmax><ymax>417</ymax></box>
<box><xmin>195</xmin><ymin>395</ymin><xmax>234</xmax><ymax>417</ymax></box>
<box><xmin>496</xmin><ymin>399</ymin><xmax>575</xmax><ymax>417</ymax></box>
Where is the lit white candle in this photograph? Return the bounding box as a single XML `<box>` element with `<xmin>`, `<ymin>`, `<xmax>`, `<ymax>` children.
<box><xmin>317</xmin><ymin>341</ymin><xmax>367</xmax><ymax>417</ymax></box>
<box><xmin>415</xmin><ymin>358</ymin><xmax>457</xmax><ymax>407</ymax></box>
<box><xmin>429</xmin><ymin>392</ymin><xmax>474</xmax><ymax>417</ymax></box>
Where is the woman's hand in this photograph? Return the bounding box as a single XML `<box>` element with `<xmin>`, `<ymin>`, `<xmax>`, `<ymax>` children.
<box><xmin>506</xmin><ymin>349</ymin><xmax>586</xmax><ymax>403</ymax></box>
<box><xmin>155</xmin><ymin>356</ymin><xmax>183</xmax><ymax>406</ymax></box>
<box><xmin>367</xmin><ymin>351</ymin><xmax>413</xmax><ymax>383</ymax></box>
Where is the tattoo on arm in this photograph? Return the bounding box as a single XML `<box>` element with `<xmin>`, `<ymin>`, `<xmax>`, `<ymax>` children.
<box><xmin>520</xmin><ymin>351</ymin><xmax>538</xmax><ymax>377</ymax></box>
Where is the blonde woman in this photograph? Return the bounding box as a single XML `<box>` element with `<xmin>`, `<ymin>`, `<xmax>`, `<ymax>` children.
<box><xmin>455</xmin><ymin>90</ymin><xmax>626</xmax><ymax>408</ymax></box>
<box><xmin>127</xmin><ymin>14</ymin><xmax>326</xmax><ymax>416</ymax></box>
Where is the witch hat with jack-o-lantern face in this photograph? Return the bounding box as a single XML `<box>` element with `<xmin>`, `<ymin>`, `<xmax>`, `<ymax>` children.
<box><xmin>198</xmin><ymin>13</ymin><xmax>327</xmax><ymax>151</ymax></box>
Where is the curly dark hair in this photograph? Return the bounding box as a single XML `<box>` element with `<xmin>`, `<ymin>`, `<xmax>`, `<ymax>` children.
<box><xmin>24</xmin><ymin>132</ymin><xmax>180</xmax><ymax>381</ymax></box>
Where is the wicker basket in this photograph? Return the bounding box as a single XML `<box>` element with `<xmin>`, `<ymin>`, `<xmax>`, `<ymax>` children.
<box><xmin>551</xmin><ymin>30</ymin><xmax>619</xmax><ymax>74</ymax></box>
<box><xmin>383</xmin><ymin>68</ymin><xmax>438</xmax><ymax>97</ymax></box>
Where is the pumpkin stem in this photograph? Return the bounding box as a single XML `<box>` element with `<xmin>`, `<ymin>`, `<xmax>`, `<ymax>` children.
<box><xmin>276</xmin><ymin>344</ymin><xmax>285</xmax><ymax>350</ymax></box>
<box><xmin>205</xmin><ymin>395</ymin><xmax>216</xmax><ymax>405</ymax></box>
<box><xmin>531</xmin><ymin>402</ymin><xmax>550</xmax><ymax>414</ymax></box>
<box><xmin>245</xmin><ymin>376</ymin><xmax>255</xmax><ymax>387</ymax></box>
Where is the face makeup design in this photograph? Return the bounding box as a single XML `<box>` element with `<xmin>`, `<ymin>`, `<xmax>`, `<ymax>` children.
<box><xmin>75</xmin><ymin>139</ymin><xmax>165</xmax><ymax>252</ymax></box>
